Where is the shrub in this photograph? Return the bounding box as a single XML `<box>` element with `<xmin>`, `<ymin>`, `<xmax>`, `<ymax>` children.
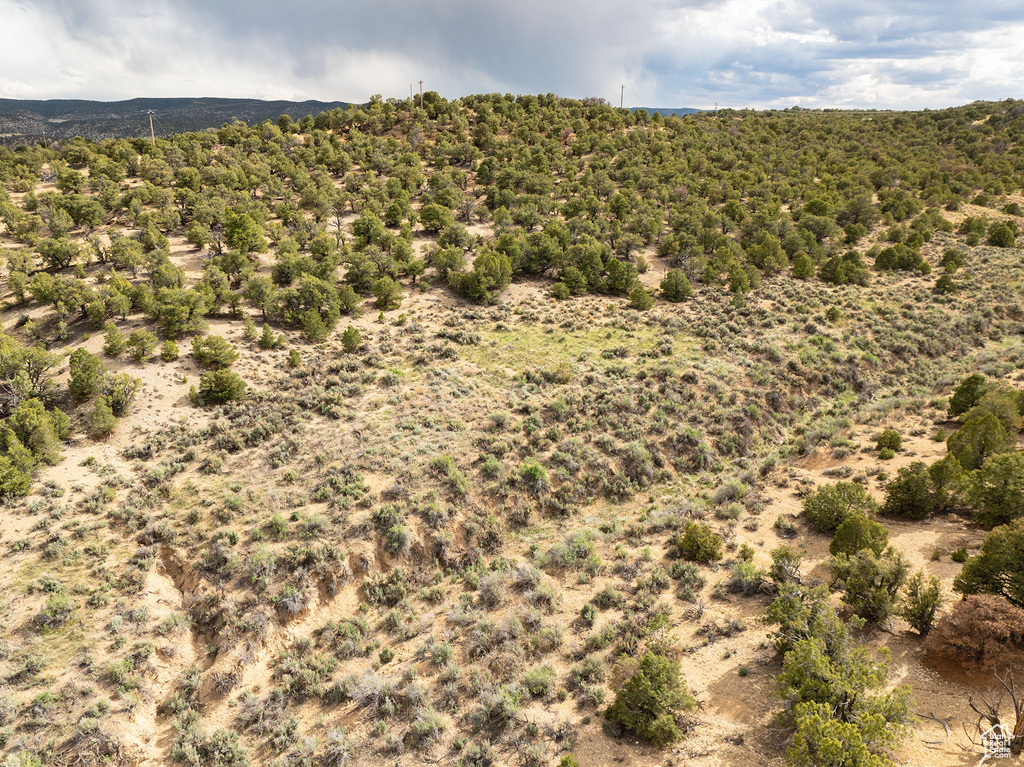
<box><xmin>928</xmin><ymin>454</ymin><xmax>965</xmax><ymax>512</ymax></box>
<box><xmin>171</xmin><ymin>725</ymin><xmax>249</xmax><ymax>766</ymax></box>
<box><xmin>523</xmin><ymin>665</ymin><xmax>556</xmax><ymax>697</ymax></box>
<box><xmin>899</xmin><ymin>570</ymin><xmax>941</xmax><ymax>636</ymax></box>
<box><xmin>363</xmin><ymin>568</ymin><xmax>408</xmax><ymax>607</ymax></box>
<box><xmin>660</xmin><ymin>269</ymin><xmax>692</xmax><ymax>301</ymax></box>
<box><xmin>881</xmin><ymin>462</ymin><xmax>936</xmax><ymax>519</ymax></box>
<box><xmin>36</xmin><ymin>594</ymin><xmax>75</xmax><ymax>629</ymax></box>
<box><xmin>774</xmin><ymin>514</ymin><xmax>798</xmax><ymax>538</ymax></box>
<box><xmin>459</xmin><ymin>741</ymin><xmax>496</xmax><ymax>767</ymax></box>
<box><xmin>765</xmin><ymin>583</ymin><xmax>845</xmax><ymax>654</ymax></box>
<box><xmin>480</xmin><ymin>455</ymin><xmax>501</xmax><ymax>479</ymax></box>
<box><xmin>127</xmin><ymin>330</ymin><xmax>158</xmax><ymax>362</ymax></box>
<box><xmin>0</xmin><ymin>456</ymin><xmax>32</xmax><ymax>499</ymax></box>
<box><xmin>947</xmin><ymin>411</ymin><xmax>1015</xmax><ymax>471</ymax></box>
<box><xmin>827</xmin><ymin>547</ymin><xmax>909</xmax><ymax>624</ymax></box>
<box><xmin>469</xmin><ymin>683</ymin><xmax>523</xmax><ymax>730</ymax></box>
<box><xmin>430</xmin><ymin>454</ymin><xmax>469</xmax><ymax>498</ymax></box>
<box><xmin>87</xmin><ymin>398</ymin><xmax>119</xmax><ymax>438</ymax></box>
<box><xmin>8</xmin><ymin>398</ymin><xmax>69</xmax><ymax>465</ymax></box>
<box><xmin>933</xmin><ymin>274</ymin><xmax>957</xmax><ymax>294</ymax></box>
<box><xmin>787</xmin><ymin>702</ymin><xmax>895</xmax><ymax>767</ymax></box>
<box><xmin>771</xmin><ymin>585</ymin><xmax>911</xmax><ymax>763</ymax></box>
<box><xmin>478</xmin><ymin>572</ymin><xmax>508</xmax><ymax>607</ymax></box>
<box><xmin>954</xmin><ymin>519</ymin><xmax>1024</xmax><ymax>608</ymax></box>
<box><xmin>543</xmin><ymin>530</ymin><xmax>600</xmax><ymax>572</ymax></box>
<box><xmin>580</xmin><ymin>602</ymin><xmax>597</xmax><ymax>626</ymax></box>
<box><xmin>373</xmin><ymin>276</ymin><xmax>403</xmax><ymax>310</ymax></box>
<box><xmin>191</xmin><ymin>336</ymin><xmax>239</xmax><ymax>369</ymax></box>
<box><xmin>341</xmin><ymin>326</ymin><xmax>362</xmax><ymax>353</ymax></box>
<box><xmin>674</xmin><ymin>566</ymin><xmax>706</xmax><ymax>602</ymax></box>
<box><xmin>199</xmin><ymin>370</ymin><xmax>247</xmax><ymax>405</ymax></box>
<box><xmin>160</xmin><ymin>340</ymin><xmax>179</xmax><ymax>361</ymax></box>
<box><xmin>987</xmin><ymin>221</ymin><xmax>1016</xmax><ymax>248</ymax></box>
<box><xmin>104</xmin><ymin>372</ymin><xmax>142</xmax><ymax>416</ymax></box>
<box><xmin>302</xmin><ymin>309</ymin><xmax>328</xmax><ymax>342</ymax></box>
<box><xmin>592</xmin><ymin>584</ymin><xmax>625</xmax><ymax>609</ymax></box>
<box><xmin>967</xmin><ymin>451</ymin><xmax>1024</xmax><ymax>528</ymax></box>
<box><xmin>769</xmin><ymin>546</ymin><xmax>804</xmax><ymax>586</ymax></box>
<box><xmin>384</xmin><ymin>524</ymin><xmax>413</xmax><ymax>555</ymax></box>
<box><xmin>258</xmin><ymin>324</ymin><xmax>282</xmax><ymax>350</ymax></box>
<box><xmin>792</xmin><ymin>252</ymin><xmax>815</xmax><ymax>279</ymax></box>
<box><xmin>320</xmin><ymin>729</ymin><xmax>355</xmax><ymax>766</ymax></box>
<box><xmin>550</xmin><ymin>282</ymin><xmax>570</xmax><ymax>300</ymax></box>
<box><xmin>966</xmin><ymin>388</ymin><xmax>1023</xmax><ymax>434</ymax></box>
<box><xmin>408</xmin><ymin>708</ymin><xmax>445</xmax><ymax>748</ymax></box>
<box><xmin>875</xmin><ymin>428</ymin><xmax>902</xmax><ymax>452</ymax></box>
<box><xmin>925</xmin><ymin>595</ymin><xmax>1024</xmax><ymax>670</ymax></box>
<box><xmin>455</xmin><ymin>250</ymin><xmax>512</xmax><ymax>303</ymax></box>
<box><xmin>604</xmin><ymin>652</ymin><xmax>695</xmax><ymax>746</ymax></box>
<box><xmin>570</xmin><ymin>656</ymin><xmax>606</xmax><ymax>687</ymax></box>
<box><xmin>628</xmin><ymin>285</ymin><xmax>653</xmax><ymax>310</ymax></box>
<box><xmin>948</xmin><ymin>373</ymin><xmax>987</xmax><ymax>417</ymax></box>
<box><xmin>941</xmin><ymin>246</ymin><xmax>966</xmax><ymax>268</ymax></box>
<box><xmin>68</xmin><ymin>348</ymin><xmax>106</xmax><ymax>400</ymax></box>
<box><xmin>518</xmin><ymin>461</ymin><xmax>549</xmax><ymax>495</ymax></box>
<box><xmin>829</xmin><ymin>516</ymin><xmax>888</xmax><ymax>557</ymax></box>
<box><xmin>672</xmin><ymin>522</ymin><xmax>723</xmax><ymax>563</ymax></box>
<box><xmin>727</xmin><ymin>561</ymin><xmax>766</xmax><ymax>596</ymax></box>
<box><xmin>802</xmin><ymin>482</ymin><xmax>878</xmax><ymax>533</ymax></box>
<box><xmin>102</xmin><ymin>322</ymin><xmax>126</xmax><ymax>356</ymax></box>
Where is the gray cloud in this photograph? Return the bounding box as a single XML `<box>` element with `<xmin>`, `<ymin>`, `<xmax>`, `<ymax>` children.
<box><xmin>2</xmin><ymin>0</ymin><xmax>1023</xmax><ymax>108</ymax></box>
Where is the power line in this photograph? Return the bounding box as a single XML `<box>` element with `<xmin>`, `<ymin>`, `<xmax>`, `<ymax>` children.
<box><xmin>150</xmin><ymin>111</ymin><xmax>170</xmax><ymax>137</ymax></box>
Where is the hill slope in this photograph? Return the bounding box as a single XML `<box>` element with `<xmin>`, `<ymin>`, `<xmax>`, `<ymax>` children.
<box><xmin>0</xmin><ymin>97</ymin><xmax>351</xmax><ymax>144</ymax></box>
<box><xmin>0</xmin><ymin>94</ymin><xmax>1023</xmax><ymax>766</ymax></box>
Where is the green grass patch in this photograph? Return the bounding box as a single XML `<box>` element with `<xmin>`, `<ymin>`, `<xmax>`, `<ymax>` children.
<box><xmin>464</xmin><ymin>324</ymin><xmax>693</xmax><ymax>375</ymax></box>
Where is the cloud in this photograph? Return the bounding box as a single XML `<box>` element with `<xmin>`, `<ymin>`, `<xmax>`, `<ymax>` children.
<box><xmin>2</xmin><ymin>0</ymin><xmax>1023</xmax><ymax>108</ymax></box>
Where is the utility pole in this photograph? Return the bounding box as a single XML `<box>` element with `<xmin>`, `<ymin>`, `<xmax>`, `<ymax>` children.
<box><xmin>410</xmin><ymin>84</ymin><xmax>413</xmax><ymax>101</ymax></box>
<box><xmin>148</xmin><ymin>110</ymin><xmax>156</xmax><ymax>143</ymax></box>
<box><xmin>419</xmin><ymin>81</ymin><xmax>424</xmax><ymax>110</ymax></box>
<box><xmin>620</xmin><ymin>85</ymin><xmax>624</xmax><ymax>109</ymax></box>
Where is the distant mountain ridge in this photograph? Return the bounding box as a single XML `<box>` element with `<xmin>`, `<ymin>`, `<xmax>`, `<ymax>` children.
<box><xmin>0</xmin><ymin>97</ymin><xmax>351</xmax><ymax>145</ymax></box>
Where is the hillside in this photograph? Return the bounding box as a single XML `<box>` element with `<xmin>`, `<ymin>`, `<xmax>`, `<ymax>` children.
<box><xmin>0</xmin><ymin>93</ymin><xmax>1023</xmax><ymax>767</ymax></box>
<box><xmin>0</xmin><ymin>98</ymin><xmax>352</xmax><ymax>145</ymax></box>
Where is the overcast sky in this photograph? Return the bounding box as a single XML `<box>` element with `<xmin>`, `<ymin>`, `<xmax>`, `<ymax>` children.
<box><xmin>2</xmin><ymin>0</ymin><xmax>1023</xmax><ymax>109</ymax></box>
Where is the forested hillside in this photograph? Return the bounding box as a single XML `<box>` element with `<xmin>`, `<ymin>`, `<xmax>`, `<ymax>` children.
<box><xmin>0</xmin><ymin>93</ymin><xmax>1023</xmax><ymax>767</ymax></box>
<box><xmin>0</xmin><ymin>98</ymin><xmax>352</xmax><ymax>146</ymax></box>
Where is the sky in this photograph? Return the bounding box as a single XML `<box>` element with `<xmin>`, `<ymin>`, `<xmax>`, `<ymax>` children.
<box><xmin>2</xmin><ymin>0</ymin><xmax>1023</xmax><ymax>110</ymax></box>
